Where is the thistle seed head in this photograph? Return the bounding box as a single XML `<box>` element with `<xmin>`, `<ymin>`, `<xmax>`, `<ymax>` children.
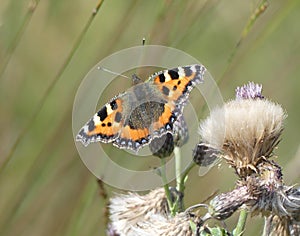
<box><xmin>131</xmin><ymin>212</ymin><xmax>194</xmax><ymax>236</ymax></box>
<box><xmin>109</xmin><ymin>188</ymin><xmax>169</xmax><ymax>235</ymax></box>
<box><xmin>199</xmin><ymin>97</ymin><xmax>286</xmax><ymax>177</ymax></box>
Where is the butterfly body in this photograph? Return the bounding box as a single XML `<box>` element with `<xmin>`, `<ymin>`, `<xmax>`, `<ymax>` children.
<box><xmin>76</xmin><ymin>64</ymin><xmax>206</xmax><ymax>151</ymax></box>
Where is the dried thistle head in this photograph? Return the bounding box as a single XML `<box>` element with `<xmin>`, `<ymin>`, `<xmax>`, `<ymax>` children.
<box><xmin>109</xmin><ymin>188</ymin><xmax>170</xmax><ymax>235</ymax></box>
<box><xmin>131</xmin><ymin>212</ymin><xmax>195</xmax><ymax>236</ymax></box>
<box><xmin>208</xmin><ymin>185</ymin><xmax>251</xmax><ymax>220</ymax></box>
<box><xmin>203</xmin><ymin>159</ymin><xmax>300</xmax><ymax>235</ymax></box>
<box><xmin>235</xmin><ymin>161</ymin><xmax>300</xmax><ymax>219</ymax></box>
<box><xmin>109</xmin><ymin>188</ymin><xmax>191</xmax><ymax>235</ymax></box>
<box><xmin>198</xmin><ymin>82</ymin><xmax>286</xmax><ymax>177</ymax></box>
<box><xmin>264</xmin><ymin>215</ymin><xmax>300</xmax><ymax>236</ymax></box>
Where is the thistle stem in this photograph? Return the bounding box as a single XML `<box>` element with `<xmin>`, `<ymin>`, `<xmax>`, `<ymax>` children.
<box><xmin>234</xmin><ymin>208</ymin><xmax>248</xmax><ymax>236</ymax></box>
<box><xmin>160</xmin><ymin>158</ymin><xmax>174</xmax><ymax>214</ymax></box>
<box><xmin>173</xmin><ymin>146</ymin><xmax>194</xmax><ymax>212</ymax></box>
<box><xmin>175</xmin><ymin>147</ymin><xmax>182</xmax><ymax>191</ymax></box>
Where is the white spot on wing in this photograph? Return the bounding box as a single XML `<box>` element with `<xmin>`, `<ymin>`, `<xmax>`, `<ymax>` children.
<box><xmin>93</xmin><ymin>114</ymin><xmax>101</xmax><ymax>125</ymax></box>
<box><xmin>178</xmin><ymin>67</ymin><xmax>185</xmax><ymax>77</ymax></box>
<box><xmin>83</xmin><ymin>126</ymin><xmax>89</xmax><ymax>133</ymax></box>
<box><xmin>191</xmin><ymin>65</ymin><xmax>197</xmax><ymax>72</ymax></box>
<box><xmin>164</xmin><ymin>72</ymin><xmax>172</xmax><ymax>82</ymax></box>
<box><xmin>106</xmin><ymin>104</ymin><xmax>114</xmax><ymax>115</ymax></box>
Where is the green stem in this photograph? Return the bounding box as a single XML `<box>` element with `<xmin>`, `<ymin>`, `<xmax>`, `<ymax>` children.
<box><xmin>234</xmin><ymin>208</ymin><xmax>248</xmax><ymax>236</ymax></box>
<box><xmin>160</xmin><ymin>158</ymin><xmax>174</xmax><ymax>215</ymax></box>
<box><xmin>175</xmin><ymin>147</ymin><xmax>182</xmax><ymax>191</ymax></box>
<box><xmin>173</xmin><ymin>147</ymin><xmax>196</xmax><ymax>212</ymax></box>
<box><xmin>180</xmin><ymin>161</ymin><xmax>196</xmax><ymax>192</ymax></box>
<box><xmin>171</xmin><ymin>147</ymin><xmax>182</xmax><ymax>213</ymax></box>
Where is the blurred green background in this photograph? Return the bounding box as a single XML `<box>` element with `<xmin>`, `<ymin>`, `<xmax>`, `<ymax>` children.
<box><xmin>1</xmin><ymin>0</ymin><xmax>300</xmax><ymax>235</ymax></box>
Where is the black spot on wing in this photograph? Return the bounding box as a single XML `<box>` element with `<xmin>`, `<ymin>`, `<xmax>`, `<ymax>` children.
<box><xmin>115</xmin><ymin>112</ymin><xmax>122</xmax><ymax>123</ymax></box>
<box><xmin>110</xmin><ymin>100</ymin><xmax>118</xmax><ymax>110</ymax></box>
<box><xmin>181</xmin><ymin>80</ymin><xmax>194</xmax><ymax>97</ymax></box>
<box><xmin>187</xmin><ymin>81</ymin><xmax>193</xmax><ymax>87</ymax></box>
<box><xmin>88</xmin><ymin>119</ymin><xmax>95</xmax><ymax>132</ymax></box>
<box><xmin>159</xmin><ymin>73</ymin><xmax>165</xmax><ymax>83</ymax></box>
<box><xmin>168</xmin><ymin>70</ymin><xmax>179</xmax><ymax>80</ymax></box>
<box><xmin>97</xmin><ymin>106</ymin><xmax>108</xmax><ymax>121</ymax></box>
<box><xmin>183</xmin><ymin>66</ymin><xmax>193</xmax><ymax>77</ymax></box>
<box><xmin>162</xmin><ymin>86</ymin><xmax>170</xmax><ymax>96</ymax></box>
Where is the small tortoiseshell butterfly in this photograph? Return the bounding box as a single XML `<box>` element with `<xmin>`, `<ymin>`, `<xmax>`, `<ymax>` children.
<box><xmin>76</xmin><ymin>64</ymin><xmax>206</xmax><ymax>151</ymax></box>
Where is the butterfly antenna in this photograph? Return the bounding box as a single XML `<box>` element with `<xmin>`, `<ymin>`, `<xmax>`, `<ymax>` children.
<box><xmin>97</xmin><ymin>66</ymin><xmax>130</xmax><ymax>79</ymax></box>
